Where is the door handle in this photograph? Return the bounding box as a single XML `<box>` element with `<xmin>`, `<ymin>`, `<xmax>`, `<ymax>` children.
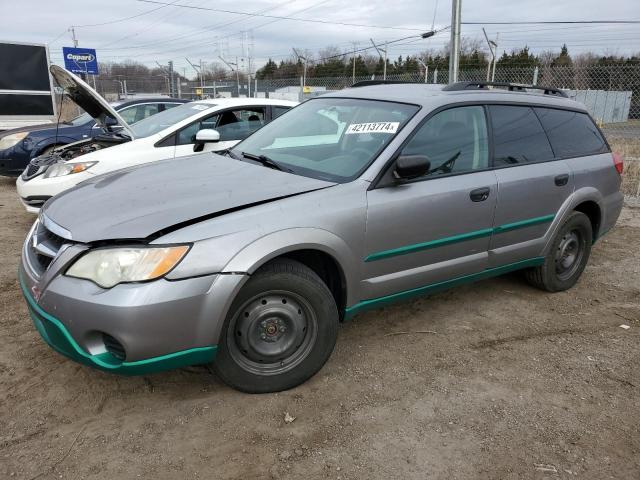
<box><xmin>469</xmin><ymin>187</ymin><xmax>491</xmax><ymax>202</ymax></box>
<box><xmin>555</xmin><ymin>174</ymin><xmax>569</xmax><ymax>186</ymax></box>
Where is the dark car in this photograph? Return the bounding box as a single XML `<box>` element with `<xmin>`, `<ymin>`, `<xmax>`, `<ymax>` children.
<box><xmin>0</xmin><ymin>97</ymin><xmax>188</xmax><ymax>176</ymax></box>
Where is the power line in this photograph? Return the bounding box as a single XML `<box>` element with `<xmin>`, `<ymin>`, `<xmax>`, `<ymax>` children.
<box><xmin>71</xmin><ymin>1</ymin><xmax>179</xmax><ymax>28</ymax></box>
<box><xmin>100</xmin><ymin>0</ymin><xmax>313</xmax><ymax>52</ymax></box>
<box><xmin>135</xmin><ymin>0</ymin><xmax>427</xmax><ymax>31</ymax></box>
<box><xmin>462</xmin><ymin>20</ymin><xmax>640</xmax><ymax>25</ymax></box>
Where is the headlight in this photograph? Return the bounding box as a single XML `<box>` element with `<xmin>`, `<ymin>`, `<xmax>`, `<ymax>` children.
<box><xmin>66</xmin><ymin>246</ymin><xmax>190</xmax><ymax>288</ymax></box>
<box><xmin>0</xmin><ymin>132</ymin><xmax>28</xmax><ymax>150</ymax></box>
<box><xmin>44</xmin><ymin>161</ymin><xmax>97</xmax><ymax>178</ymax></box>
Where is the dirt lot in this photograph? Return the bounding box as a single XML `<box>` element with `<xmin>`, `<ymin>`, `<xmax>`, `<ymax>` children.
<box><xmin>0</xmin><ymin>176</ymin><xmax>639</xmax><ymax>480</ymax></box>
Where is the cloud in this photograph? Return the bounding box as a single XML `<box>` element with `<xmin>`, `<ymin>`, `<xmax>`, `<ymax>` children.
<box><xmin>2</xmin><ymin>0</ymin><xmax>638</xmax><ymax>76</ymax></box>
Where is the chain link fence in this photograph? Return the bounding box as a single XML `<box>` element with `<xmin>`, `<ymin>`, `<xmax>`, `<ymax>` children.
<box><xmin>84</xmin><ymin>64</ymin><xmax>640</xmax><ymax>197</ymax></box>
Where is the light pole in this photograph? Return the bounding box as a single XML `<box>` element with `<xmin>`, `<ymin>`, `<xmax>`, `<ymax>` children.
<box><xmin>417</xmin><ymin>58</ymin><xmax>429</xmax><ymax>83</ymax></box>
<box><xmin>449</xmin><ymin>0</ymin><xmax>462</xmax><ymax>83</ymax></box>
<box><xmin>370</xmin><ymin>39</ymin><xmax>388</xmax><ymax>80</ymax></box>
<box><xmin>482</xmin><ymin>28</ymin><xmax>497</xmax><ymax>81</ymax></box>
<box><xmin>219</xmin><ymin>56</ymin><xmax>240</xmax><ymax>97</ymax></box>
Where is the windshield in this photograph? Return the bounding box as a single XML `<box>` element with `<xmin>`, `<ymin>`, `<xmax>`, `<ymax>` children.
<box><xmin>232</xmin><ymin>97</ymin><xmax>419</xmax><ymax>182</ymax></box>
<box><xmin>69</xmin><ymin>112</ymin><xmax>93</xmax><ymax>126</ymax></box>
<box><xmin>129</xmin><ymin>102</ymin><xmax>216</xmax><ymax>138</ymax></box>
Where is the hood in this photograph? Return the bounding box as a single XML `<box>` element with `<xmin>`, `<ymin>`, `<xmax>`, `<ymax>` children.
<box><xmin>42</xmin><ymin>154</ymin><xmax>335</xmax><ymax>243</ymax></box>
<box><xmin>50</xmin><ymin>65</ymin><xmax>136</xmax><ymax>139</ymax></box>
<box><xmin>0</xmin><ymin>122</ymin><xmax>73</xmax><ymax>138</ymax></box>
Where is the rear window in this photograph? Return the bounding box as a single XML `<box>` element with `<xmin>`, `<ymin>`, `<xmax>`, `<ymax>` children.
<box><xmin>535</xmin><ymin>108</ymin><xmax>609</xmax><ymax>158</ymax></box>
<box><xmin>489</xmin><ymin>105</ymin><xmax>554</xmax><ymax>166</ymax></box>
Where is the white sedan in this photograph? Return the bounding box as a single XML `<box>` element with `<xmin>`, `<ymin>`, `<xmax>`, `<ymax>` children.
<box><xmin>17</xmin><ymin>97</ymin><xmax>298</xmax><ymax>212</ymax></box>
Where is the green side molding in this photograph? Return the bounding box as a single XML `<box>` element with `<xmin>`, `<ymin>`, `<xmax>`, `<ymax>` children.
<box><xmin>345</xmin><ymin>257</ymin><xmax>544</xmax><ymax>319</ymax></box>
<box><xmin>20</xmin><ymin>274</ymin><xmax>217</xmax><ymax>376</ymax></box>
<box><xmin>365</xmin><ymin>214</ymin><xmax>555</xmax><ymax>262</ymax></box>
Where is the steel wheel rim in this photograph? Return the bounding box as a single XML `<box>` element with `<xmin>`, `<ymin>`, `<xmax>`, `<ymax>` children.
<box><xmin>555</xmin><ymin>229</ymin><xmax>584</xmax><ymax>281</ymax></box>
<box><xmin>227</xmin><ymin>290</ymin><xmax>318</xmax><ymax>376</ymax></box>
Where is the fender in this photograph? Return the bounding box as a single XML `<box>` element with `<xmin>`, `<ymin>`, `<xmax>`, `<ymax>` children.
<box><xmin>33</xmin><ymin>137</ymin><xmax>76</xmax><ymax>155</ymax></box>
<box><xmin>223</xmin><ymin>227</ymin><xmax>361</xmax><ymax>306</ymax></box>
<box><xmin>541</xmin><ymin>186</ymin><xmax>603</xmax><ymax>255</ymax></box>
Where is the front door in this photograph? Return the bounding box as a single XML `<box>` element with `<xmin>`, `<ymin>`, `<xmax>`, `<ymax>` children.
<box><xmin>363</xmin><ymin>105</ymin><xmax>498</xmax><ymax>301</ymax></box>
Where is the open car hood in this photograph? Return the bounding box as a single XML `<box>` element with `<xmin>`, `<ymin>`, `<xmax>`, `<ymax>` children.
<box><xmin>49</xmin><ymin>65</ymin><xmax>136</xmax><ymax>139</ymax></box>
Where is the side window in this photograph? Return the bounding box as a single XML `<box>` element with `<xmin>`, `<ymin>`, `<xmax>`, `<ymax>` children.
<box><xmin>118</xmin><ymin>104</ymin><xmax>160</xmax><ymax>124</ymax></box>
<box><xmin>489</xmin><ymin>105</ymin><xmax>554</xmax><ymax>166</ymax></box>
<box><xmin>535</xmin><ymin>108</ymin><xmax>609</xmax><ymax>158</ymax></box>
<box><xmin>272</xmin><ymin>106</ymin><xmax>291</xmax><ymax>119</ymax></box>
<box><xmin>175</xmin><ymin>113</ymin><xmax>219</xmax><ymax>145</ymax></box>
<box><xmin>215</xmin><ymin>107</ymin><xmax>266</xmax><ymax>141</ymax></box>
<box><xmin>401</xmin><ymin>105</ymin><xmax>489</xmax><ymax>177</ymax></box>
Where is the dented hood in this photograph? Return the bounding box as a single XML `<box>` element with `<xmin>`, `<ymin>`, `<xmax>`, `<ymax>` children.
<box><xmin>42</xmin><ymin>154</ymin><xmax>335</xmax><ymax>243</ymax></box>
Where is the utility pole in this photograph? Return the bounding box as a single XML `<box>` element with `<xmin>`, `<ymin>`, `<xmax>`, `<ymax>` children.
<box><xmin>69</xmin><ymin>27</ymin><xmax>78</xmax><ymax>47</ymax></box>
<box><xmin>449</xmin><ymin>0</ymin><xmax>462</xmax><ymax>83</ymax></box>
<box><xmin>352</xmin><ymin>43</ymin><xmax>357</xmax><ymax>84</ymax></box>
<box><xmin>370</xmin><ymin>39</ymin><xmax>388</xmax><ymax>80</ymax></box>
<box><xmin>292</xmin><ymin>48</ymin><xmax>308</xmax><ymax>89</ymax></box>
<box><xmin>168</xmin><ymin>61</ymin><xmax>174</xmax><ymax>97</ymax></box>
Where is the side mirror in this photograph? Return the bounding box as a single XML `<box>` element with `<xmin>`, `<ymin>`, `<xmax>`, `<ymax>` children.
<box><xmin>393</xmin><ymin>155</ymin><xmax>430</xmax><ymax>181</ymax></box>
<box><xmin>104</xmin><ymin>116</ymin><xmax>118</xmax><ymax>127</ymax></box>
<box><xmin>195</xmin><ymin>129</ymin><xmax>220</xmax><ymax>143</ymax></box>
<box><xmin>193</xmin><ymin>129</ymin><xmax>220</xmax><ymax>152</ymax></box>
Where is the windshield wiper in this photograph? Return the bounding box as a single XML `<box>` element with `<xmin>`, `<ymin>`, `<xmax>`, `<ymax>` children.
<box><xmin>241</xmin><ymin>151</ymin><xmax>292</xmax><ymax>173</ymax></box>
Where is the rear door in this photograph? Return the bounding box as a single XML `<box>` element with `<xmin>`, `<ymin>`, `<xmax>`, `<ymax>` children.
<box><xmin>363</xmin><ymin>105</ymin><xmax>497</xmax><ymax>301</ymax></box>
<box><xmin>488</xmin><ymin>104</ymin><xmax>574</xmax><ymax>267</ymax></box>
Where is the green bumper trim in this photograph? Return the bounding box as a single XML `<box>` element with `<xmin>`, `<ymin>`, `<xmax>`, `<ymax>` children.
<box><xmin>20</xmin><ymin>274</ymin><xmax>217</xmax><ymax>376</ymax></box>
<box><xmin>345</xmin><ymin>257</ymin><xmax>544</xmax><ymax>319</ymax></box>
<box><xmin>365</xmin><ymin>214</ymin><xmax>555</xmax><ymax>262</ymax></box>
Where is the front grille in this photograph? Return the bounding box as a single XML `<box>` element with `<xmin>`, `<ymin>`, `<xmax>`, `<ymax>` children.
<box><xmin>22</xmin><ymin>196</ymin><xmax>51</xmax><ymax>207</ymax></box>
<box><xmin>23</xmin><ymin>163</ymin><xmax>41</xmax><ymax>179</ymax></box>
<box><xmin>25</xmin><ymin>220</ymin><xmax>72</xmax><ymax>277</ymax></box>
<box><xmin>103</xmin><ymin>334</ymin><xmax>126</xmax><ymax>361</ymax></box>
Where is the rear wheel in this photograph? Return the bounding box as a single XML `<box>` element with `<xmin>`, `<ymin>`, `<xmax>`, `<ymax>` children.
<box><xmin>213</xmin><ymin>259</ymin><xmax>338</xmax><ymax>393</ymax></box>
<box><xmin>525</xmin><ymin>211</ymin><xmax>592</xmax><ymax>292</ymax></box>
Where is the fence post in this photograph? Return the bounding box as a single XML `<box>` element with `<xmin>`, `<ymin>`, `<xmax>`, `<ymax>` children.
<box><xmin>433</xmin><ymin>68</ymin><xmax>438</xmax><ymax>84</ymax></box>
<box><xmin>532</xmin><ymin>66</ymin><xmax>539</xmax><ymax>86</ymax></box>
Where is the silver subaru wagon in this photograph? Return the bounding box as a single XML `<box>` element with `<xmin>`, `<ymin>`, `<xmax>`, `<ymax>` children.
<box><xmin>20</xmin><ymin>81</ymin><xmax>624</xmax><ymax>393</ymax></box>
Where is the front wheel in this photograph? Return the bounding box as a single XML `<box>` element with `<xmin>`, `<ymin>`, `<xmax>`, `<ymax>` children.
<box><xmin>213</xmin><ymin>259</ymin><xmax>338</xmax><ymax>393</ymax></box>
<box><xmin>525</xmin><ymin>211</ymin><xmax>593</xmax><ymax>292</ymax></box>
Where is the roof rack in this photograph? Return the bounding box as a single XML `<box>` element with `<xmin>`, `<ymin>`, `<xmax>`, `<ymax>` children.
<box><xmin>351</xmin><ymin>80</ymin><xmax>415</xmax><ymax>88</ymax></box>
<box><xmin>443</xmin><ymin>81</ymin><xmax>568</xmax><ymax>98</ymax></box>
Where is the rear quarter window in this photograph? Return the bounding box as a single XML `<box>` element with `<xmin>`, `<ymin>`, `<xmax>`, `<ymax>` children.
<box><xmin>489</xmin><ymin>105</ymin><xmax>555</xmax><ymax>166</ymax></box>
<box><xmin>534</xmin><ymin>108</ymin><xmax>609</xmax><ymax>158</ymax></box>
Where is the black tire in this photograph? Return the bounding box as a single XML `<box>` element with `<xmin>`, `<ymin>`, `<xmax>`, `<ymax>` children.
<box><xmin>213</xmin><ymin>259</ymin><xmax>338</xmax><ymax>393</ymax></box>
<box><xmin>525</xmin><ymin>211</ymin><xmax>593</xmax><ymax>292</ymax></box>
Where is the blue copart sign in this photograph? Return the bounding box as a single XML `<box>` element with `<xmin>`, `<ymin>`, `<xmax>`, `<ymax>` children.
<box><xmin>62</xmin><ymin>47</ymin><xmax>98</xmax><ymax>75</ymax></box>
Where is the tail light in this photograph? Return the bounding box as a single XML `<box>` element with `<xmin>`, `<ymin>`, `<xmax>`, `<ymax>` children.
<box><xmin>612</xmin><ymin>152</ymin><xmax>624</xmax><ymax>175</ymax></box>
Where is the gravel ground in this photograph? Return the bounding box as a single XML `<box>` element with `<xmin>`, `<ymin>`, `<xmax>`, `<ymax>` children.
<box><xmin>0</xmin><ymin>175</ymin><xmax>639</xmax><ymax>480</ymax></box>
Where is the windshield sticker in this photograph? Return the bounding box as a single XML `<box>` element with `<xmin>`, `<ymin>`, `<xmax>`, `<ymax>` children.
<box><xmin>345</xmin><ymin>122</ymin><xmax>399</xmax><ymax>134</ymax></box>
<box><xmin>191</xmin><ymin>104</ymin><xmax>210</xmax><ymax>110</ymax></box>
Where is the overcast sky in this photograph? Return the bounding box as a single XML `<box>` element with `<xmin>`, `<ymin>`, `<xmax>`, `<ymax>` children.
<box><xmin>1</xmin><ymin>0</ymin><xmax>638</xmax><ymax>77</ymax></box>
